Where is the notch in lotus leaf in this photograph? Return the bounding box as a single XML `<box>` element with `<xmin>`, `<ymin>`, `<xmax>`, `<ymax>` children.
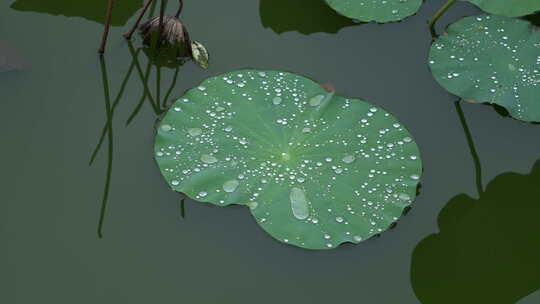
<box><xmin>325</xmin><ymin>0</ymin><xmax>423</xmax><ymax>23</ymax></box>
<box><xmin>154</xmin><ymin>70</ymin><xmax>423</xmax><ymax>250</ymax></box>
<box><xmin>429</xmin><ymin>15</ymin><xmax>540</xmax><ymax>122</ymax></box>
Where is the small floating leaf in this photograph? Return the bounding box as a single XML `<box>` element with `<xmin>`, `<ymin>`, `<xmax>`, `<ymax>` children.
<box><xmin>464</xmin><ymin>0</ymin><xmax>540</xmax><ymax>17</ymax></box>
<box><xmin>191</xmin><ymin>41</ymin><xmax>209</xmax><ymax>69</ymax></box>
<box><xmin>325</xmin><ymin>0</ymin><xmax>423</xmax><ymax>23</ymax></box>
<box><xmin>155</xmin><ymin>70</ymin><xmax>422</xmax><ymax>249</ymax></box>
<box><xmin>429</xmin><ymin>15</ymin><xmax>540</xmax><ymax>122</ymax></box>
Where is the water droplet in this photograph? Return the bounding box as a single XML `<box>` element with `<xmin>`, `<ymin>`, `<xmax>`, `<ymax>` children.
<box><xmin>198</xmin><ymin>86</ymin><xmax>206</xmax><ymax>91</ymax></box>
<box><xmin>198</xmin><ymin>191</ymin><xmax>207</xmax><ymax>197</ymax></box>
<box><xmin>324</xmin><ymin>234</ymin><xmax>331</xmax><ymax>239</ymax></box>
<box><xmin>272</xmin><ymin>97</ymin><xmax>282</xmax><ymax>105</ymax></box>
<box><xmin>223</xmin><ymin>179</ymin><xmax>239</xmax><ymax>192</ymax></box>
<box><xmin>247</xmin><ymin>202</ymin><xmax>258</xmax><ymax>209</ymax></box>
<box><xmin>399</xmin><ymin>193</ymin><xmax>411</xmax><ymax>201</ymax></box>
<box><xmin>188</xmin><ymin>128</ymin><xmax>202</xmax><ymax>136</ymax></box>
<box><xmin>325</xmin><ymin>157</ymin><xmax>333</xmax><ymax>162</ymax></box>
<box><xmin>161</xmin><ymin>124</ymin><xmax>172</xmax><ymax>132</ymax></box>
<box><xmin>309</xmin><ymin>94</ymin><xmax>325</xmax><ymax>107</ymax></box>
<box><xmin>342</xmin><ymin>155</ymin><xmax>355</xmax><ymax>164</ymax></box>
<box><xmin>290</xmin><ymin>187</ymin><xmax>310</xmax><ymax>220</ymax></box>
<box><xmin>336</xmin><ymin>216</ymin><xmax>344</xmax><ymax>223</ymax></box>
<box><xmin>224</xmin><ymin>126</ymin><xmax>233</xmax><ymax>132</ymax></box>
<box><xmin>410</xmin><ymin>174</ymin><xmax>420</xmax><ymax>180</ymax></box>
<box><xmin>353</xmin><ymin>235</ymin><xmax>362</xmax><ymax>242</ymax></box>
<box><xmin>201</xmin><ymin>154</ymin><xmax>218</xmax><ymax>164</ymax></box>
<box><xmin>171</xmin><ymin>180</ymin><xmax>180</xmax><ymax>186</ymax></box>
<box><xmin>174</xmin><ymin>107</ymin><xmax>182</xmax><ymax>112</ymax></box>
<box><xmin>403</xmin><ymin>137</ymin><xmax>412</xmax><ymax>143</ymax></box>
<box><xmin>156</xmin><ymin>151</ymin><xmax>164</xmax><ymax>157</ymax></box>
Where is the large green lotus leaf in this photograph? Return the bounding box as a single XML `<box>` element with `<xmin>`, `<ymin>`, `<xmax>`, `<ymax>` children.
<box><xmin>429</xmin><ymin>15</ymin><xmax>540</xmax><ymax>122</ymax></box>
<box><xmin>155</xmin><ymin>70</ymin><xmax>422</xmax><ymax>250</ymax></box>
<box><xmin>463</xmin><ymin>0</ymin><xmax>540</xmax><ymax>17</ymax></box>
<box><xmin>324</xmin><ymin>0</ymin><xmax>423</xmax><ymax>23</ymax></box>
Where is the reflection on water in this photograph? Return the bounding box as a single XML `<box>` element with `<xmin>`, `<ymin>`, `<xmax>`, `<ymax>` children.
<box><xmin>92</xmin><ymin>41</ymin><xmax>186</xmax><ymax>237</ymax></box>
<box><xmin>411</xmin><ymin>160</ymin><xmax>540</xmax><ymax>303</ymax></box>
<box><xmin>411</xmin><ymin>101</ymin><xmax>540</xmax><ymax>303</ymax></box>
<box><xmin>259</xmin><ymin>0</ymin><xmax>362</xmax><ymax>34</ymax></box>
<box><xmin>10</xmin><ymin>0</ymin><xmax>144</xmax><ymax>26</ymax></box>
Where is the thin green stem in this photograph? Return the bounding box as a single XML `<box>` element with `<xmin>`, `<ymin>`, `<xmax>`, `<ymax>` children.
<box><xmin>127</xmin><ymin>42</ymin><xmax>160</xmax><ymax>113</ymax></box>
<box><xmin>428</xmin><ymin>0</ymin><xmax>456</xmax><ymax>29</ymax></box>
<box><xmin>454</xmin><ymin>100</ymin><xmax>484</xmax><ymax>196</ymax></box>
<box><xmin>180</xmin><ymin>197</ymin><xmax>185</xmax><ymax>218</ymax></box>
<box><xmin>97</xmin><ymin>56</ymin><xmax>114</xmax><ymax>238</ymax></box>
<box><xmin>89</xmin><ymin>50</ymin><xmax>139</xmax><ymax>165</ymax></box>
<box><xmin>156</xmin><ymin>65</ymin><xmax>161</xmax><ymax>106</ymax></box>
<box><xmin>163</xmin><ymin>66</ymin><xmax>179</xmax><ymax>108</ymax></box>
<box><xmin>126</xmin><ymin>60</ymin><xmax>153</xmax><ymax>125</ymax></box>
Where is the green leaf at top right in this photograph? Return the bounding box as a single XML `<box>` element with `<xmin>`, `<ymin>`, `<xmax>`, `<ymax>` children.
<box><xmin>429</xmin><ymin>14</ymin><xmax>540</xmax><ymax>122</ymax></box>
<box><xmin>463</xmin><ymin>0</ymin><xmax>540</xmax><ymax>17</ymax></box>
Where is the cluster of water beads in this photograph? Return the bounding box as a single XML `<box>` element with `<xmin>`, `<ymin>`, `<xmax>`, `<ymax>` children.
<box><xmin>155</xmin><ymin>70</ymin><xmax>421</xmax><ymax>248</ymax></box>
<box><xmin>430</xmin><ymin>15</ymin><xmax>540</xmax><ymax>120</ymax></box>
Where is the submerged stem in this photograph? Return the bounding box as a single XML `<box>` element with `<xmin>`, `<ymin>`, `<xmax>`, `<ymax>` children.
<box><xmin>89</xmin><ymin>50</ymin><xmax>138</xmax><ymax>165</ymax></box>
<box><xmin>454</xmin><ymin>100</ymin><xmax>484</xmax><ymax>196</ymax></box>
<box><xmin>97</xmin><ymin>56</ymin><xmax>114</xmax><ymax>238</ymax></box>
<box><xmin>180</xmin><ymin>197</ymin><xmax>185</xmax><ymax>218</ymax></box>
<box><xmin>163</xmin><ymin>66</ymin><xmax>180</xmax><ymax>108</ymax></box>
<box><xmin>428</xmin><ymin>0</ymin><xmax>456</xmax><ymax>30</ymax></box>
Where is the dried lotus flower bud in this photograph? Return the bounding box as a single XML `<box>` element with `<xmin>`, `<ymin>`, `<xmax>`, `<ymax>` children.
<box><xmin>140</xmin><ymin>16</ymin><xmax>191</xmax><ymax>57</ymax></box>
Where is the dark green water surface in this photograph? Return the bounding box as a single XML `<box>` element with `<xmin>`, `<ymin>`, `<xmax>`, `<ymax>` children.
<box><xmin>2</xmin><ymin>0</ymin><xmax>540</xmax><ymax>303</ymax></box>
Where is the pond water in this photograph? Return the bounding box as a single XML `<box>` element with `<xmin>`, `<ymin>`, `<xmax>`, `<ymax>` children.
<box><xmin>1</xmin><ymin>0</ymin><xmax>540</xmax><ymax>303</ymax></box>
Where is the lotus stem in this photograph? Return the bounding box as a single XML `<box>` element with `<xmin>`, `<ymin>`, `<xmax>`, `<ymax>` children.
<box><xmin>158</xmin><ymin>0</ymin><xmax>168</xmax><ymax>46</ymax></box>
<box><xmin>454</xmin><ymin>100</ymin><xmax>484</xmax><ymax>196</ymax></box>
<box><xmin>428</xmin><ymin>0</ymin><xmax>456</xmax><ymax>29</ymax></box>
<box><xmin>124</xmin><ymin>0</ymin><xmax>155</xmax><ymax>40</ymax></box>
<box><xmin>98</xmin><ymin>0</ymin><xmax>115</xmax><ymax>54</ymax></box>
<box><xmin>97</xmin><ymin>56</ymin><xmax>114</xmax><ymax>238</ymax></box>
<box><xmin>175</xmin><ymin>0</ymin><xmax>184</xmax><ymax>18</ymax></box>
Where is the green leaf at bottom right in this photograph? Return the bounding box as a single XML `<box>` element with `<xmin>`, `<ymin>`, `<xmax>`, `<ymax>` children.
<box><xmin>429</xmin><ymin>14</ymin><xmax>540</xmax><ymax>122</ymax></box>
